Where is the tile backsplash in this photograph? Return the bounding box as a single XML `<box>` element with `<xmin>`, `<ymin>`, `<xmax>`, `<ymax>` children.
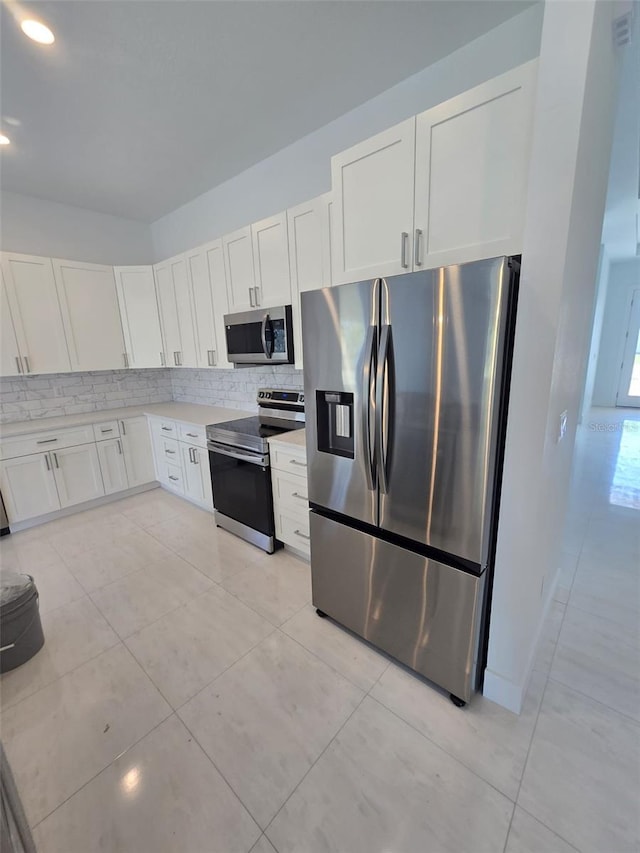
<box><xmin>0</xmin><ymin>365</ymin><xmax>303</xmax><ymax>424</ymax></box>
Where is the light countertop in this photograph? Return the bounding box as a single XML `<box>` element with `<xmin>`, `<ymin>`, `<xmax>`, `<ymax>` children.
<box><xmin>0</xmin><ymin>402</ymin><xmax>249</xmax><ymax>438</ymax></box>
<box><xmin>268</xmin><ymin>428</ymin><xmax>307</xmax><ymax>449</ymax></box>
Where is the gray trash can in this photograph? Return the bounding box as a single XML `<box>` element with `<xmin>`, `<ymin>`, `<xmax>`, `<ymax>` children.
<box><xmin>0</xmin><ymin>573</ymin><xmax>44</xmax><ymax>673</ymax></box>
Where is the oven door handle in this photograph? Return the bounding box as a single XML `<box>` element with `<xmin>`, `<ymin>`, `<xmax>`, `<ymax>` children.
<box><xmin>207</xmin><ymin>441</ymin><xmax>267</xmax><ymax>466</ymax></box>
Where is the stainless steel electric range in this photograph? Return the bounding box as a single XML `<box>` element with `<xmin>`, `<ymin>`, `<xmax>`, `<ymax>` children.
<box><xmin>206</xmin><ymin>389</ymin><xmax>305</xmax><ymax>553</ymax></box>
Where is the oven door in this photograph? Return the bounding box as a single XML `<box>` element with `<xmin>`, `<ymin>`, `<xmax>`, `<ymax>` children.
<box><xmin>208</xmin><ymin>441</ymin><xmax>275</xmax><ymax>536</ymax></box>
<box><xmin>224</xmin><ymin>305</ymin><xmax>294</xmax><ymax>365</ymax></box>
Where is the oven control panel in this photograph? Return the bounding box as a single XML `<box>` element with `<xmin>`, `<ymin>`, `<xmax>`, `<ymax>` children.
<box><xmin>257</xmin><ymin>389</ymin><xmax>305</xmax><ymax>407</ymax></box>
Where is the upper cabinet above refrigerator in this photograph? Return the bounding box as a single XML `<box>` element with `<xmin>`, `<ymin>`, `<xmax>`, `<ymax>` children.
<box><xmin>331</xmin><ymin>61</ymin><xmax>536</xmax><ymax>285</ymax></box>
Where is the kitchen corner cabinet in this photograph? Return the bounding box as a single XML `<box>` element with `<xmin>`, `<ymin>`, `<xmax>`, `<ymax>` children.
<box><xmin>331</xmin><ymin>118</ymin><xmax>416</xmax><ymax>284</ymax></box>
<box><xmin>119</xmin><ymin>416</ymin><xmax>156</xmax><ymax>488</ymax></box>
<box><xmin>223</xmin><ymin>226</ymin><xmax>255</xmax><ymax>313</ymax></box>
<box><xmin>331</xmin><ymin>61</ymin><xmax>536</xmax><ymax>282</ymax></box>
<box><xmin>0</xmin><ymin>252</ymin><xmax>71</xmax><ymax>375</ymax></box>
<box><xmin>96</xmin><ymin>437</ymin><xmax>129</xmax><ymax>495</ymax></box>
<box><xmin>287</xmin><ymin>193</ymin><xmax>334</xmax><ymax>369</ymax></box>
<box><xmin>0</xmin><ymin>453</ymin><xmax>61</xmax><ymax>522</ymax></box>
<box><xmin>185</xmin><ymin>240</ymin><xmax>231</xmax><ymax>369</ymax></box>
<box><xmin>154</xmin><ymin>256</ymin><xmax>198</xmax><ymax>368</ymax></box>
<box><xmin>251</xmin><ymin>212</ymin><xmax>292</xmax><ymax>308</ymax></box>
<box><xmin>52</xmin><ymin>259</ymin><xmax>126</xmax><ymax>371</ymax></box>
<box><xmin>114</xmin><ymin>266</ymin><xmax>164</xmax><ymax>369</ymax></box>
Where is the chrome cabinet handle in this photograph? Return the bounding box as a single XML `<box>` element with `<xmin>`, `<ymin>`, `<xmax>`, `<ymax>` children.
<box><xmin>23</xmin><ymin>356</ymin><xmax>31</xmax><ymax>373</ymax></box>
<box><xmin>192</xmin><ymin>449</ymin><xmax>199</xmax><ymax>465</ymax></box>
<box><xmin>117</xmin><ymin>439</ymin><xmax>123</xmax><ymax>455</ymax></box>
<box><xmin>249</xmin><ymin>287</ymin><xmax>255</xmax><ymax>307</ymax></box>
<box><xmin>289</xmin><ymin>459</ymin><xmax>307</xmax><ymax>467</ymax></box>
<box><xmin>123</xmin><ymin>352</ymin><xmax>129</xmax><ymax>368</ymax></box>
<box><xmin>161</xmin><ymin>426</ymin><xmax>172</xmax><ymax>432</ymax></box>
<box><xmin>173</xmin><ymin>351</ymin><xmax>179</xmax><ymax>366</ymax></box>
<box><xmin>291</xmin><ymin>491</ymin><xmax>308</xmax><ymax>501</ymax></box>
<box><xmin>400</xmin><ymin>232</ymin><xmax>409</xmax><ymax>269</ymax></box>
<box><xmin>44</xmin><ymin>453</ymin><xmax>51</xmax><ymax>471</ymax></box>
<box><xmin>101</xmin><ymin>428</ymin><xmax>113</xmax><ymax>434</ymax></box>
<box><xmin>52</xmin><ymin>452</ymin><xmax>59</xmax><ymax>469</ymax></box>
<box><xmin>207</xmin><ymin>349</ymin><xmax>217</xmax><ymax>366</ymax></box>
<box><xmin>414</xmin><ymin>229</ymin><xmax>423</xmax><ymax>267</ymax></box>
<box><xmin>293</xmin><ymin>529</ymin><xmax>310</xmax><ymax>540</ymax></box>
<box><xmin>188</xmin><ymin>447</ymin><xmax>194</xmax><ymax>463</ymax></box>
<box><xmin>37</xmin><ymin>438</ymin><xmax>58</xmax><ymax>444</ymax></box>
<box><xmin>160</xmin><ymin>352</ymin><xmax>166</xmax><ymax>366</ymax></box>
<box><xmin>186</xmin><ymin>432</ymin><xmax>198</xmax><ymax>438</ymax></box>
<box><xmin>15</xmin><ymin>356</ymin><xmax>22</xmax><ymax>374</ymax></box>
<box><xmin>165</xmin><ymin>449</ymin><xmax>176</xmax><ymax>455</ymax></box>
<box><xmin>168</xmin><ymin>475</ymin><xmax>179</xmax><ymax>482</ymax></box>
<box><xmin>121</xmin><ymin>420</ymin><xmax>127</xmax><ymax>435</ymax></box>
<box><xmin>211</xmin><ymin>350</ymin><xmax>217</xmax><ymax>366</ymax></box>
<box><xmin>254</xmin><ymin>286</ymin><xmax>261</xmax><ymax>306</ymax></box>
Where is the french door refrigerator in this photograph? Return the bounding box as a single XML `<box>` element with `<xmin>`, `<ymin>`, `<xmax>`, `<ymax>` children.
<box><xmin>301</xmin><ymin>256</ymin><xmax>519</xmax><ymax>705</ymax></box>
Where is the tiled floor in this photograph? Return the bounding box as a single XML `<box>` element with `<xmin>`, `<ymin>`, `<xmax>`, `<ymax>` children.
<box><xmin>0</xmin><ymin>407</ymin><xmax>638</xmax><ymax>852</ymax></box>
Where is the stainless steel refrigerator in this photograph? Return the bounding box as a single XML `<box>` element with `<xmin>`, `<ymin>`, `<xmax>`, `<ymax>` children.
<box><xmin>301</xmin><ymin>256</ymin><xmax>519</xmax><ymax>705</ymax></box>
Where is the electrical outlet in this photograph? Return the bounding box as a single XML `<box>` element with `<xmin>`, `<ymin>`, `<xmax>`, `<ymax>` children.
<box><xmin>558</xmin><ymin>410</ymin><xmax>568</xmax><ymax>443</ymax></box>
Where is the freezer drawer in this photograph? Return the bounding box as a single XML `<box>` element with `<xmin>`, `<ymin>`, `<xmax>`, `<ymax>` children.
<box><xmin>310</xmin><ymin>511</ymin><xmax>485</xmax><ymax>701</ymax></box>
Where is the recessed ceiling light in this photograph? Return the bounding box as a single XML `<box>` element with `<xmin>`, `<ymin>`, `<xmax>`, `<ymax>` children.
<box><xmin>0</xmin><ymin>135</ymin><xmax>10</xmax><ymax>146</ymax></box>
<box><xmin>21</xmin><ymin>19</ymin><xmax>55</xmax><ymax>45</ymax></box>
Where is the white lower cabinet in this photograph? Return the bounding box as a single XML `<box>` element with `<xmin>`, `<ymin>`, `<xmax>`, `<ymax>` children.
<box><xmin>51</xmin><ymin>444</ymin><xmax>105</xmax><ymax>508</ymax></box>
<box><xmin>0</xmin><ymin>453</ymin><xmax>60</xmax><ymax>523</ymax></box>
<box><xmin>269</xmin><ymin>439</ymin><xmax>309</xmax><ymax>559</ymax></box>
<box><xmin>180</xmin><ymin>443</ymin><xmax>212</xmax><ymax>506</ymax></box>
<box><xmin>97</xmin><ymin>437</ymin><xmax>129</xmax><ymax>495</ymax></box>
<box><xmin>119</xmin><ymin>416</ymin><xmax>156</xmax><ymax>488</ymax></box>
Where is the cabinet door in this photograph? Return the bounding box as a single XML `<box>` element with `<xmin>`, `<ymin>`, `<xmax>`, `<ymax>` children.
<box><xmin>0</xmin><ymin>452</ymin><xmax>60</xmax><ymax>523</ymax></box>
<box><xmin>180</xmin><ymin>443</ymin><xmax>213</xmax><ymax>508</ymax></box>
<box><xmin>52</xmin><ymin>444</ymin><xmax>105</xmax><ymax>508</ymax></box>
<box><xmin>287</xmin><ymin>197</ymin><xmax>327</xmax><ymax>370</ymax></box>
<box><xmin>120</xmin><ymin>416</ymin><xmax>156</xmax><ymax>487</ymax></box>
<box><xmin>223</xmin><ymin>226</ymin><xmax>255</xmax><ymax>313</ymax></box>
<box><xmin>96</xmin><ymin>437</ymin><xmax>129</xmax><ymax>495</ymax></box>
<box><xmin>321</xmin><ymin>192</ymin><xmax>335</xmax><ymax>288</ymax></box>
<box><xmin>331</xmin><ymin>118</ymin><xmax>416</xmax><ymax>284</ymax></box>
<box><xmin>251</xmin><ymin>212</ymin><xmax>291</xmax><ymax>308</ymax></box>
<box><xmin>171</xmin><ymin>257</ymin><xmax>198</xmax><ymax>367</ymax></box>
<box><xmin>1</xmin><ymin>268</ymin><xmax>22</xmax><ymax>377</ymax></box>
<box><xmin>154</xmin><ymin>261</ymin><xmax>182</xmax><ymax>366</ymax></box>
<box><xmin>52</xmin><ymin>259</ymin><xmax>126</xmax><ymax>372</ymax></box>
<box><xmin>414</xmin><ymin>61</ymin><xmax>536</xmax><ymax>269</ymax></box>
<box><xmin>0</xmin><ymin>252</ymin><xmax>71</xmax><ymax>374</ymax></box>
<box><xmin>185</xmin><ymin>243</ymin><xmax>226</xmax><ymax>368</ymax></box>
<box><xmin>207</xmin><ymin>240</ymin><xmax>233</xmax><ymax>369</ymax></box>
<box><xmin>113</xmin><ymin>266</ymin><xmax>164</xmax><ymax>369</ymax></box>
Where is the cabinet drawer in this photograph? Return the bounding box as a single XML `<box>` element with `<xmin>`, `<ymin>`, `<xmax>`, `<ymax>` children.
<box><xmin>159</xmin><ymin>436</ymin><xmax>180</xmax><ymax>462</ymax></box>
<box><xmin>272</xmin><ymin>468</ymin><xmax>308</xmax><ymax>515</ymax></box>
<box><xmin>177</xmin><ymin>423</ymin><xmax>206</xmax><ymax>448</ymax></box>
<box><xmin>161</xmin><ymin>460</ymin><xmax>184</xmax><ymax>494</ymax></box>
<box><xmin>270</xmin><ymin>443</ymin><xmax>308</xmax><ymax>476</ymax></box>
<box><xmin>93</xmin><ymin>420</ymin><xmax>121</xmax><ymax>442</ymax></box>
<box><xmin>0</xmin><ymin>425</ymin><xmax>95</xmax><ymax>460</ymax></box>
<box><xmin>149</xmin><ymin>417</ymin><xmax>177</xmax><ymax>440</ymax></box>
<box><xmin>275</xmin><ymin>508</ymin><xmax>311</xmax><ymax>558</ymax></box>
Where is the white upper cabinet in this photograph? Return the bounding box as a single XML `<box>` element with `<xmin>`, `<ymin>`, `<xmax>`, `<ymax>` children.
<box><xmin>331</xmin><ymin>118</ymin><xmax>416</xmax><ymax>284</ymax></box>
<box><xmin>0</xmin><ymin>252</ymin><xmax>71</xmax><ymax>375</ymax></box>
<box><xmin>223</xmin><ymin>226</ymin><xmax>255</xmax><ymax>313</ymax></box>
<box><xmin>52</xmin><ymin>259</ymin><xmax>126</xmax><ymax>372</ymax></box>
<box><xmin>1</xmin><ymin>268</ymin><xmax>22</xmax><ymax>377</ymax></box>
<box><xmin>185</xmin><ymin>240</ymin><xmax>230</xmax><ymax>368</ymax></box>
<box><xmin>114</xmin><ymin>266</ymin><xmax>164</xmax><ymax>369</ymax></box>
<box><xmin>287</xmin><ymin>193</ymin><xmax>334</xmax><ymax>369</ymax></box>
<box><xmin>251</xmin><ymin>212</ymin><xmax>292</xmax><ymax>308</ymax></box>
<box><xmin>414</xmin><ymin>61</ymin><xmax>536</xmax><ymax>270</ymax></box>
<box><xmin>154</xmin><ymin>256</ymin><xmax>197</xmax><ymax>367</ymax></box>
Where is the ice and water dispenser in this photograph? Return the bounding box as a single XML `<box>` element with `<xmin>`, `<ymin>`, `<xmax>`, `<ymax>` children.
<box><xmin>316</xmin><ymin>391</ymin><xmax>355</xmax><ymax>459</ymax></box>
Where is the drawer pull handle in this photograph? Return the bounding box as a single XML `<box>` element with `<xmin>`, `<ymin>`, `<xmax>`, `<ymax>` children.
<box><xmin>186</xmin><ymin>433</ymin><xmax>198</xmax><ymax>438</ymax></box>
<box><xmin>121</xmin><ymin>420</ymin><xmax>127</xmax><ymax>435</ymax></box>
<box><xmin>289</xmin><ymin>459</ymin><xmax>307</xmax><ymax>467</ymax></box>
<box><xmin>117</xmin><ymin>439</ymin><xmax>123</xmax><ymax>455</ymax></box>
<box><xmin>165</xmin><ymin>449</ymin><xmax>176</xmax><ymax>455</ymax></box>
<box><xmin>293</xmin><ymin>529</ymin><xmax>310</xmax><ymax>540</ymax></box>
<box><xmin>168</xmin><ymin>475</ymin><xmax>179</xmax><ymax>482</ymax></box>
<box><xmin>161</xmin><ymin>427</ymin><xmax>172</xmax><ymax>432</ymax></box>
<box><xmin>36</xmin><ymin>438</ymin><xmax>58</xmax><ymax>444</ymax></box>
<box><xmin>15</xmin><ymin>356</ymin><xmax>22</xmax><ymax>374</ymax></box>
<box><xmin>291</xmin><ymin>491</ymin><xmax>308</xmax><ymax>501</ymax></box>
<box><xmin>101</xmin><ymin>428</ymin><xmax>113</xmax><ymax>433</ymax></box>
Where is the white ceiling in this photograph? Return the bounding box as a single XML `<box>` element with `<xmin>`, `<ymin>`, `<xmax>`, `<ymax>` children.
<box><xmin>0</xmin><ymin>0</ymin><xmax>534</xmax><ymax>222</ymax></box>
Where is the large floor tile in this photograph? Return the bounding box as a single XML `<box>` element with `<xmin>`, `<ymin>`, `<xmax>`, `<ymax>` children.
<box><xmin>116</xmin><ymin>491</ymin><xmax>189</xmax><ymax>528</ymax></box>
<box><xmin>505</xmin><ymin>807</ymin><xmax>577</xmax><ymax>853</ymax></box>
<box><xmin>146</xmin><ymin>515</ymin><xmax>238</xmax><ymax>583</ymax></box>
<box><xmin>62</xmin><ymin>540</ymin><xmax>150</xmax><ymax>592</ymax></box>
<box><xmin>221</xmin><ymin>549</ymin><xmax>312</xmax><ymax>626</ymax></box>
<box><xmin>0</xmin><ymin>535</ymin><xmax>62</xmax><ymax>573</ymax></box>
<box><xmin>180</xmin><ymin>631</ymin><xmax>363</xmax><ymax>828</ymax></box>
<box><xmin>281</xmin><ymin>604</ymin><xmax>389</xmax><ymax>692</ymax></box>
<box><xmin>126</xmin><ymin>586</ymin><xmax>274</xmax><ymax>708</ymax></box>
<box><xmin>267</xmin><ymin>696</ymin><xmax>513</xmax><ymax>853</ymax></box>
<box><xmin>48</xmin><ymin>514</ymin><xmax>139</xmax><ymax>561</ymax></box>
<box><xmin>371</xmin><ymin>663</ymin><xmax>546</xmax><ymax>799</ymax></box>
<box><xmin>250</xmin><ymin>836</ymin><xmax>278</xmax><ymax>853</ymax></box>
<box><xmin>569</xmin><ymin>558</ymin><xmax>640</xmax><ymax>634</ymax></box>
<box><xmin>0</xmin><ymin>596</ymin><xmax>119</xmax><ymax>709</ymax></box>
<box><xmin>26</xmin><ymin>558</ymin><xmax>85</xmax><ymax>614</ymax></box>
<box><xmin>31</xmin><ymin>715</ymin><xmax>260</xmax><ymax>853</ymax></box>
<box><xmin>2</xmin><ymin>644</ymin><xmax>171</xmax><ymax>826</ymax></box>
<box><xmin>551</xmin><ymin>604</ymin><xmax>640</xmax><ymax>721</ymax></box>
<box><xmin>518</xmin><ymin>680</ymin><xmax>640</xmax><ymax>852</ymax></box>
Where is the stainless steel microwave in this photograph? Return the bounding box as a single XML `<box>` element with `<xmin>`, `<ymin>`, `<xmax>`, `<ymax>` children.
<box><xmin>224</xmin><ymin>305</ymin><xmax>294</xmax><ymax>365</ymax></box>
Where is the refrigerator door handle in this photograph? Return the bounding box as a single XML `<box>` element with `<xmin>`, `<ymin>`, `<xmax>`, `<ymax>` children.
<box><xmin>361</xmin><ymin>325</ymin><xmax>377</xmax><ymax>491</ymax></box>
<box><xmin>375</xmin><ymin>324</ymin><xmax>393</xmax><ymax>494</ymax></box>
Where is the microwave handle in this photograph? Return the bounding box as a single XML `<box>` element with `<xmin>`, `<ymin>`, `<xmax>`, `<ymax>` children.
<box><xmin>260</xmin><ymin>313</ymin><xmax>273</xmax><ymax>360</ymax></box>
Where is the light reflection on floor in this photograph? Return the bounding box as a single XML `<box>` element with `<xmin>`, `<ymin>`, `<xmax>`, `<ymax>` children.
<box><xmin>609</xmin><ymin>418</ymin><xmax>640</xmax><ymax>510</ymax></box>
